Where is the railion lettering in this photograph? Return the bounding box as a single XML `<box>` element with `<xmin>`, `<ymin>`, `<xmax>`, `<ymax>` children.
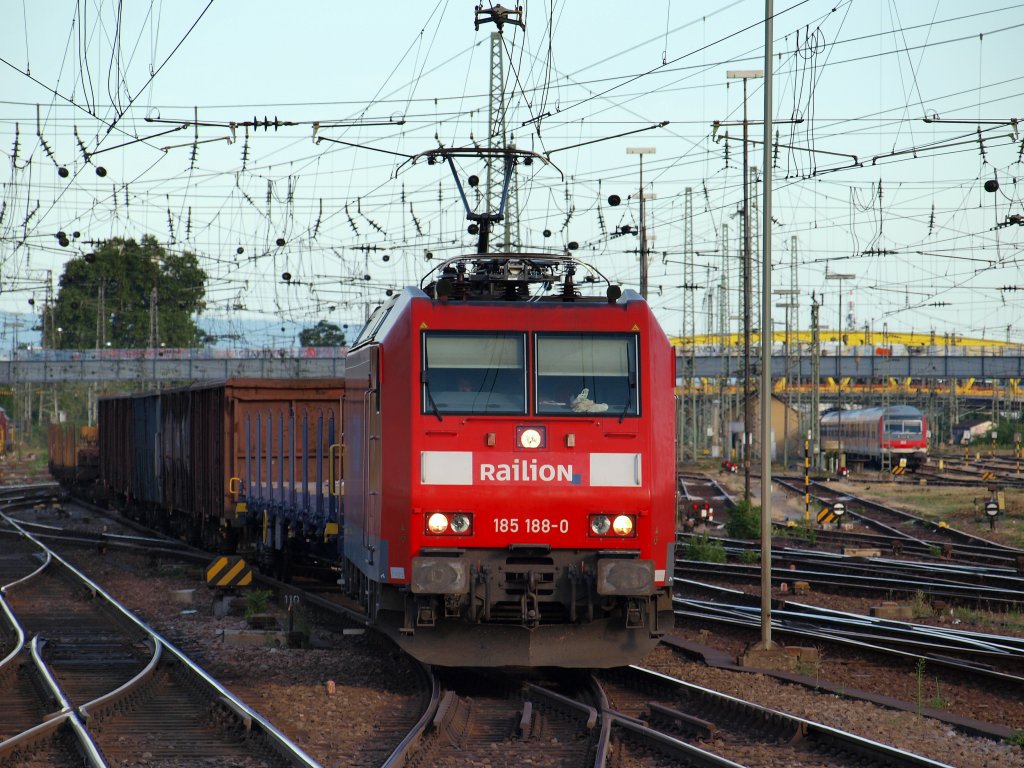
<box><xmin>479</xmin><ymin>459</ymin><xmax>574</xmax><ymax>483</ymax></box>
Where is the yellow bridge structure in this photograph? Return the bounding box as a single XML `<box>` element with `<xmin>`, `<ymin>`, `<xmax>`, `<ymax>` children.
<box><xmin>671</xmin><ymin>330</ymin><xmax>1024</xmax><ymax>401</ymax></box>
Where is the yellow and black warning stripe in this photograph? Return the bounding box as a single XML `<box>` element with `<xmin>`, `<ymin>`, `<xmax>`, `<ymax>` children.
<box><xmin>206</xmin><ymin>556</ymin><xmax>253</xmax><ymax>587</ymax></box>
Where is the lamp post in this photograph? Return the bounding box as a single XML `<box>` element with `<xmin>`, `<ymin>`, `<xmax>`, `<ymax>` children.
<box><xmin>826</xmin><ymin>271</ymin><xmax>855</xmax><ymax>474</ymax></box>
<box><xmin>626</xmin><ymin>147</ymin><xmax>656</xmax><ymax>298</ymax></box>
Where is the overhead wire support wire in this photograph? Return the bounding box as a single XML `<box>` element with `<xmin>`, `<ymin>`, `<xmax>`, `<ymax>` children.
<box><xmin>317</xmin><ymin>136</ymin><xmax>413</xmax><ymax>161</ymax></box>
<box><xmin>869</xmin><ymin>123</ymin><xmax>1018</xmax><ymax>166</ymax></box>
<box><xmin>544</xmin><ymin>121</ymin><xmax>670</xmax><ymax>157</ymax></box>
<box><xmin>86</xmin><ymin>123</ymin><xmax>191</xmax><ymax>156</ymax></box>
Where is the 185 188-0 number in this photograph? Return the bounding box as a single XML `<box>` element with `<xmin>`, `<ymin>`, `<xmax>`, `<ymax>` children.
<box><xmin>494</xmin><ymin>518</ymin><xmax>569</xmax><ymax>534</ymax></box>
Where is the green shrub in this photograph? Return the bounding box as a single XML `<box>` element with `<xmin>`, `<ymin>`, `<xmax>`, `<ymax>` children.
<box><xmin>243</xmin><ymin>589</ymin><xmax>275</xmax><ymax>619</ymax></box>
<box><xmin>725</xmin><ymin>500</ymin><xmax>761</xmax><ymax>539</ymax></box>
<box><xmin>684</xmin><ymin>534</ymin><xmax>727</xmax><ymax>563</ymax></box>
<box><xmin>739</xmin><ymin>548</ymin><xmax>760</xmax><ymax>564</ymax></box>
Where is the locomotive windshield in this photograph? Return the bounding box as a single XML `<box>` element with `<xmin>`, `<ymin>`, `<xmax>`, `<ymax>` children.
<box><xmin>422</xmin><ymin>332</ymin><xmax>527</xmax><ymax>415</ymax></box>
<box><xmin>535</xmin><ymin>333</ymin><xmax>639</xmax><ymax>416</ymax></box>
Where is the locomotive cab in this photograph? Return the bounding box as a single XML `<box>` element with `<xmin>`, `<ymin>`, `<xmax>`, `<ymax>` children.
<box><xmin>342</xmin><ymin>256</ymin><xmax>676</xmax><ymax>667</ymax></box>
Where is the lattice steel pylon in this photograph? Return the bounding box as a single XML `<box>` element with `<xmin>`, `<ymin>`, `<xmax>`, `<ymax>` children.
<box><xmin>748</xmin><ymin>165</ymin><xmax>761</xmax><ymax>340</ymax></box>
<box><xmin>718</xmin><ymin>222</ymin><xmax>731</xmax><ymax>459</ymax></box>
<box><xmin>682</xmin><ymin>187</ymin><xmax>697</xmax><ymax>461</ymax></box>
<box><xmin>781</xmin><ymin>235</ymin><xmax>800</xmax><ymax>466</ymax></box>
<box><xmin>486</xmin><ymin>31</ymin><xmax>508</xmax><ymax>249</ymax></box>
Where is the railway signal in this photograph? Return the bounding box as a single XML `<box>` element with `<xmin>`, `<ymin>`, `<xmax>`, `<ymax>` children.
<box><xmin>985</xmin><ymin>499</ymin><xmax>999</xmax><ymax>531</ymax></box>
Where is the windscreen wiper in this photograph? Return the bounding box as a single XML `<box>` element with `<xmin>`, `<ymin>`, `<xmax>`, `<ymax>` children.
<box><xmin>421</xmin><ymin>370</ymin><xmax>443</xmax><ymax>422</ymax></box>
<box><xmin>618</xmin><ymin>371</ymin><xmax>637</xmax><ymax>424</ymax></box>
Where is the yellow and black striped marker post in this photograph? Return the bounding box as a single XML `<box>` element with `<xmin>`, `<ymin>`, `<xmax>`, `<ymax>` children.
<box><xmin>891</xmin><ymin>465</ymin><xmax>906</xmax><ymax>476</ymax></box>
<box><xmin>804</xmin><ymin>437</ymin><xmax>810</xmax><ymax>523</ymax></box>
<box><xmin>206</xmin><ymin>556</ymin><xmax>253</xmax><ymax>588</ymax></box>
<box><xmin>982</xmin><ymin>471</ymin><xmax>996</xmax><ymax>482</ymax></box>
<box><xmin>817</xmin><ymin>507</ymin><xmax>835</xmax><ymax>525</ymax></box>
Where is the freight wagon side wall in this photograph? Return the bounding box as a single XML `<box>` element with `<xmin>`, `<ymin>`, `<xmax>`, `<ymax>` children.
<box><xmin>232</xmin><ymin>379</ymin><xmax>343</xmax><ymax>531</ymax></box>
<box><xmin>130</xmin><ymin>394</ymin><xmax>161</xmax><ymax>505</ymax></box>
<box><xmin>157</xmin><ymin>385</ymin><xmax>227</xmax><ymax>529</ymax></box>
<box><xmin>98</xmin><ymin>393</ymin><xmax>158</xmax><ymax>506</ymax></box>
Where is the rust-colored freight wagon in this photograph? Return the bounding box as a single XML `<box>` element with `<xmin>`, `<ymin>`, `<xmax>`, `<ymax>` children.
<box><xmin>47</xmin><ymin>423</ymin><xmax>99</xmax><ymax>485</ymax></box>
<box><xmin>99</xmin><ymin>379</ymin><xmax>343</xmax><ymax>550</ymax></box>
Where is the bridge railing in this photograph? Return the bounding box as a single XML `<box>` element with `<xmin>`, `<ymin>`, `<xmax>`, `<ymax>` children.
<box><xmin>0</xmin><ymin>347</ymin><xmax>348</xmax><ymax>384</ymax></box>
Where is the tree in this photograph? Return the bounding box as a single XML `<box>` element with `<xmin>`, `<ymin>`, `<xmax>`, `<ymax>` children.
<box><xmin>46</xmin><ymin>236</ymin><xmax>208</xmax><ymax>349</ymax></box>
<box><xmin>298</xmin><ymin>320</ymin><xmax>347</xmax><ymax>348</ymax></box>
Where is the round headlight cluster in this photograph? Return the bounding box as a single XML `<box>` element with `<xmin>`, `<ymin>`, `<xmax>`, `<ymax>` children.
<box><xmin>589</xmin><ymin>514</ymin><xmax>635</xmax><ymax>537</ymax></box>
<box><xmin>426</xmin><ymin>512</ymin><xmax>473</xmax><ymax>535</ymax></box>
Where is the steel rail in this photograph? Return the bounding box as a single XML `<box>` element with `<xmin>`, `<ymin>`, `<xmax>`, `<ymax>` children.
<box><xmin>1</xmin><ymin>512</ymin><xmax>326</xmax><ymax>768</ymax></box>
<box><xmin>674</xmin><ymin>597</ymin><xmax>1024</xmax><ymax>686</ymax></box>
<box><xmin>379</xmin><ymin>664</ymin><xmax>441</xmax><ymax>768</ymax></box>
<box><xmin>621</xmin><ymin>665</ymin><xmax>955</xmax><ymax>768</ymax></box>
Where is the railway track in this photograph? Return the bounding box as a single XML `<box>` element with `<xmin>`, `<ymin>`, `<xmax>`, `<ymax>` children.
<box><xmin>925</xmin><ymin>456</ymin><xmax>1024</xmax><ymax>488</ymax></box>
<box><xmin>597</xmin><ymin>665</ymin><xmax>955</xmax><ymax>767</ymax></box>
<box><xmin>0</xmin><ymin>514</ymin><xmax>324</xmax><ymax>768</ymax></box>
<box><xmin>675</xmin><ymin>537</ymin><xmax>1024</xmax><ymax>608</ymax></box>
<box><xmin>18</xmin><ymin>479</ymin><xmax>1015</xmax><ymax>765</ymax></box>
<box><xmin>675</xmin><ymin>585</ymin><xmax>1024</xmax><ymax>684</ymax></box>
<box><xmin>774</xmin><ymin>477</ymin><xmax>1024</xmax><ymax>565</ymax></box>
<box><xmin>396</xmin><ymin>669</ymin><xmax>606</xmax><ymax>767</ymax></box>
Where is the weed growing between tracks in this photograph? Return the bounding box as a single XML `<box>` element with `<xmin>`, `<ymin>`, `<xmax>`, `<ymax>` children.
<box><xmin>774</xmin><ymin>523</ymin><xmax>818</xmax><ymax>545</ymax></box>
<box><xmin>911</xmin><ymin>590</ymin><xmax>935</xmax><ymax>619</ymax></box>
<box><xmin>684</xmin><ymin>534</ymin><xmax>727</xmax><ymax>562</ymax></box>
<box><xmin>726</xmin><ymin>500</ymin><xmax>761</xmax><ymax>538</ymax></box>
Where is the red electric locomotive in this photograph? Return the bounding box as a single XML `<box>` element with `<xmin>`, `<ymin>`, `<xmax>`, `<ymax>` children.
<box><xmin>820</xmin><ymin>404</ymin><xmax>928</xmax><ymax>469</ymax></box>
<box><xmin>340</xmin><ymin>255</ymin><xmax>676</xmax><ymax>667</ymax></box>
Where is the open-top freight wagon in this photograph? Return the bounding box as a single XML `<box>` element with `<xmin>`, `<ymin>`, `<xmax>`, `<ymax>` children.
<box><xmin>97</xmin><ymin>378</ymin><xmax>343</xmax><ymax>565</ymax></box>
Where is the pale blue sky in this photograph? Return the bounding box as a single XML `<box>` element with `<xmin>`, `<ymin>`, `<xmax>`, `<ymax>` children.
<box><xmin>1</xmin><ymin>1</ymin><xmax>1021</xmax><ymax>346</ymax></box>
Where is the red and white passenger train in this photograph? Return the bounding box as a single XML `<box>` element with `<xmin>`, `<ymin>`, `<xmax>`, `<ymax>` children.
<box><xmin>341</xmin><ymin>255</ymin><xmax>676</xmax><ymax>667</ymax></box>
<box><xmin>820</xmin><ymin>404</ymin><xmax>928</xmax><ymax>469</ymax></box>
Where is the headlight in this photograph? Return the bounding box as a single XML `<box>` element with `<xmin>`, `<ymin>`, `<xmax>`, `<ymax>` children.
<box><xmin>589</xmin><ymin>513</ymin><xmax>636</xmax><ymax>537</ymax></box>
<box><xmin>612</xmin><ymin>515</ymin><xmax>634</xmax><ymax>536</ymax></box>
<box><xmin>424</xmin><ymin>512</ymin><xmax>473</xmax><ymax>536</ymax></box>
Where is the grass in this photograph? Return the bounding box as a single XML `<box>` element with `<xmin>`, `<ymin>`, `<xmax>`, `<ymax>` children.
<box><xmin>775</xmin><ymin>523</ymin><xmax>817</xmax><ymax>545</ymax></box>
<box><xmin>910</xmin><ymin>591</ymin><xmax>934</xmax><ymax>619</ymax></box>
<box><xmin>852</xmin><ymin>481</ymin><xmax>1024</xmax><ymax>547</ymax></box>
<box><xmin>243</xmin><ymin>588</ymin><xmax>275</xmax><ymax>619</ymax></box>
<box><xmin>950</xmin><ymin>606</ymin><xmax>1024</xmax><ymax>634</ymax></box>
<box><xmin>683</xmin><ymin>534</ymin><xmax>727</xmax><ymax>563</ymax></box>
